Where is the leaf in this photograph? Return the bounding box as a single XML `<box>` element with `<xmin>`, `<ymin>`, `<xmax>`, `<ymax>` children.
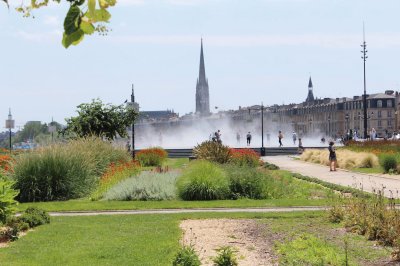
<box><xmin>80</xmin><ymin>21</ymin><xmax>95</xmax><ymax>35</ymax></box>
<box><xmin>64</xmin><ymin>6</ymin><xmax>81</xmax><ymax>35</ymax></box>
<box><xmin>99</xmin><ymin>0</ymin><xmax>116</xmax><ymax>9</ymax></box>
<box><xmin>88</xmin><ymin>0</ymin><xmax>96</xmax><ymax>17</ymax></box>
<box><xmin>62</xmin><ymin>29</ymin><xmax>84</xmax><ymax>48</ymax></box>
<box><xmin>2</xmin><ymin>0</ymin><xmax>9</xmax><ymax>8</ymax></box>
<box><xmin>94</xmin><ymin>8</ymin><xmax>111</xmax><ymax>22</ymax></box>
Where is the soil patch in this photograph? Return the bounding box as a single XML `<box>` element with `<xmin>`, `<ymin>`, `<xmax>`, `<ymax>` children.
<box><xmin>180</xmin><ymin>219</ymin><xmax>277</xmax><ymax>266</ymax></box>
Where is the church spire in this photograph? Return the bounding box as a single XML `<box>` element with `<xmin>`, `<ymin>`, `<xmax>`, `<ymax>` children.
<box><xmin>199</xmin><ymin>38</ymin><xmax>206</xmax><ymax>83</ymax></box>
<box><xmin>306</xmin><ymin>76</ymin><xmax>315</xmax><ymax>103</ymax></box>
<box><xmin>195</xmin><ymin>39</ymin><xmax>210</xmax><ymax>115</ymax></box>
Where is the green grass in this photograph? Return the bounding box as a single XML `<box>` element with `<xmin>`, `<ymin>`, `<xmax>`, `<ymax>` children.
<box><xmin>351</xmin><ymin>167</ymin><xmax>383</xmax><ymax>174</ymax></box>
<box><xmin>0</xmin><ymin>211</ymin><xmax>392</xmax><ymax>266</ymax></box>
<box><xmin>17</xmin><ymin>198</ymin><xmax>329</xmax><ymax>212</ymax></box>
<box><xmin>266</xmin><ymin>215</ymin><xmax>392</xmax><ymax>265</ymax></box>
<box><xmin>165</xmin><ymin>158</ymin><xmax>189</xmax><ymax>169</ymax></box>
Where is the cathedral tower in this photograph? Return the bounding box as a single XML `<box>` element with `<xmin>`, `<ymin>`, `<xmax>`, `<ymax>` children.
<box><xmin>195</xmin><ymin>39</ymin><xmax>210</xmax><ymax>115</ymax></box>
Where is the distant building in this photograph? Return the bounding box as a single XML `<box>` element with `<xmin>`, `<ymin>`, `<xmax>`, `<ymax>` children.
<box><xmin>195</xmin><ymin>39</ymin><xmax>210</xmax><ymax>116</ymax></box>
<box><xmin>137</xmin><ymin>110</ymin><xmax>178</xmax><ymax>123</ymax></box>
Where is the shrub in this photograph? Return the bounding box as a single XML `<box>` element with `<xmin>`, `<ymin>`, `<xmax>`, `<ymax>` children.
<box><xmin>136</xmin><ymin>147</ymin><xmax>168</xmax><ymax>167</ymax></box>
<box><xmin>177</xmin><ymin>161</ymin><xmax>230</xmax><ymax>200</ymax></box>
<box><xmin>212</xmin><ymin>246</ymin><xmax>238</xmax><ymax>266</ymax></box>
<box><xmin>229</xmin><ymin>149</ymin><xmax>260</xmax><ymax>167</ymax></box>
<box><xmin>0</xmin><ymin>177</ymin><xmax>19</xmax><ymax>225</ymax></box>
<box><xmin>379</xmin><ymin>154</ymin><xmax>397</xmax><ymax>173</ymax></box>
<box><xmin>90</xmin><ymin>160</ymin><xmax>141</xmax><ymax>200</ymax></box>
<box><xmin>19</xmin><ymin>207</ymin><xmax>50</xmax><ymax>228</ymax></box>
<box><xmin>225</xmin><ymin>166</ymin><xmax>266</xmax><ymax>199</ymax></box>
<box><xmin>103</xmin><ymin>171</ymin><xmax>179</xmax><ymax>201</ymax></box>
<box><xmin>6</xmin><ymin>216</ymin><xmax>29</xmax><ymax>232</ymax></box>
<box><xmin>193</xmin><ymin>141</ymin><xmax>231</xmax><ymax>164</ymax></box>
<box><xmin>12</xmin><ymin>138</ymin><xmax>130</xmax><ymax>202</ymax></box>
<box><xmin>263</xmin><ymin>161</ymin><xmax>280</xmax><ymax>170</ymax></box>
<box><xmin>172</xmin><ymin>245</ymin><xmax>201</xmax><ymax>266</ymax></box>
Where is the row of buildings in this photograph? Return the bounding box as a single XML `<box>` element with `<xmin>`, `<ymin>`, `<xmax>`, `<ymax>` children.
<box><xmin>137</xmin><ymin>40</ymin><xmax>400</xmax><ymax>139</ymax></box>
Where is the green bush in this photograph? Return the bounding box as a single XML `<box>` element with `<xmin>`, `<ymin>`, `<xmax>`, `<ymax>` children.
<box><xmin>136</xmin><ymin>147</ymin><xmax>168</xmax><ymax>167</ymax></box>
<box><xmin>6</xmin><ymin>216</ymin><xmax>29</xmax><ymax>232</ymax></box>
<box><xmin>212</xmin><ymin>246</ymin><xmax>238</xmax><ymax>266</ymax></box>
<box><xmin>172</xmin><ymin>245</ymin><xmax>201</xmax><ymax>266</ymax></box>
<box><xmin>103</xmin><ymin>171</ymin><xmax>179</xmax><ymax>201</ymax></box>
<box><xmin>19</xmin><ymin>207</ymin><xmax>50</xmax><ymax>228</ymax></box>
<box><xmin>0</xmin><ymin>177</ymin><xmax>19</xmax><ymax>225</ymax></box>
<box><xmin>263</xmin><ymin>161</ymin><xmax>280</xmax><ymax>170</ymax></box>
<box><xmin>379</xmin><ymin>154</ymin><xmax>397</xmax><ymax>173</ymax></box>
<box><xmin>12</xmin><ymin>138</ymin><xmax>130</xmax><ymax>202</ymax></box>
<box><xmin>177</xmin><ymin>161</ymin><xmax>230</xmax><ymax>200</ymax></box>
<box><xmin>193</xmin><ymin>141</ymin><xmax>231</xmax><ymax>164</ymax></box>
<box><xmin>225</xmin><ymin>166</ymin><xmax>266</xmax><ymax>199</ymax></box>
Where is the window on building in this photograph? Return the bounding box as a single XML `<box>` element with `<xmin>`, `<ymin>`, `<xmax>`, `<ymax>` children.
<box><xmin>388</xmin><ymin>100</ymin><xmax>393</xmax><ymax>108</ymax></box>
<box><xmin>377</xmin><ymin>100</ymin><xmax>383</xmax><ymax>108</ymax></box>
<box><xmin>388</xmin><ymin>111</ymin><xmax>392</xmax><ymax>117</ymax></box>
<box><xmin>378</xmin><ymin>111</ymin><xmax>382</xmax><ymax>118</ymax></box>
<box><xmin>378</xmin><ymin>120</ymin><xmax>382</xmax><ymax>127</ymax></box>
<box><xmin>368</xmin><ymin>101</ymin><xmax>371</xmax><ymax>108</ymax></box>
<box><xmin>388</xmin><ymin>120</ymin><xmax>392</xmax><ymax>126</ymax></box>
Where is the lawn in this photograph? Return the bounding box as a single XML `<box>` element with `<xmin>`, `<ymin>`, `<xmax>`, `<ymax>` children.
<box><xmin>0</xmin><ymin>212</ymin><xmax>393</xmax><ymax>266</ymax></box>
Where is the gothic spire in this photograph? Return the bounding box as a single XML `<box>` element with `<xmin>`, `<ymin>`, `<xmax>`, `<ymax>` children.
<box><xmin>306</xmin><ymin>76</ymin><xmax>315</xmax><ymax>103</ymax></box>
<box><xmin>199</xmin><ymin>38</ymin><xmax>206</xmax><ymax>83</ymax></box>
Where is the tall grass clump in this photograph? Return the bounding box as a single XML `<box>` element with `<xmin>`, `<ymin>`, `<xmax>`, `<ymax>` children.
<box><xmin>379</xmin><ymin>154</ymin><xmax>397</xmax><ymax>173</ymax></box>
<box><xmin>136</xmin><ymin>147</ymin><xmax>168</xmax><ymax>167</ymax></box>
<box><xmin>11</xmin><ymin>138</ymin><xmax>130</xmax><ymax>202</ymax></box>
<box><xmin>193</xmin><ymin>141</ymin><xmax>231</xmax><ymax>164</ymax></box>
<box><xmin>177</xmin><ymin>160</ymin><xmax>230</xmax><ymax>200</ymax></box>
<box><xmin>103</xmin><ymin>171</ymin><xmax>179</xmax><ymax>201</ymax></box>
<box><xmin>224</xmin><ymin>165</ymin><xmax>267</xmax><ymax>199</ymax></box>
<box><xmin>300</xmin><ymin>149</ymin><xmax>379</xmax><ymax>170</ymax></box>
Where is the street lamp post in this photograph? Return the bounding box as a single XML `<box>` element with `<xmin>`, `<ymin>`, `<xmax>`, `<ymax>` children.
<box><xmin>345</xmin><ymin>113</ymin><xmax>350</xmax><ymax>136</ymax></box>
<box><xmin>261</xmin><ymin>103</ymin><xmax>265</xmax><ymax>156</ymax></box>
<box><xmin>5</xmin><ymin>109</ymin><xmax>15</xmax><ymax>153</ymax></box>
<box><xmin>126</xmin><ymin>85</ymin><xmax>139</xmax><ymax>159</ymax></box>
<box><xmin>361</xmin><ymin>24</ymin><xmax>368</xmax><ymax>139</ymax></box>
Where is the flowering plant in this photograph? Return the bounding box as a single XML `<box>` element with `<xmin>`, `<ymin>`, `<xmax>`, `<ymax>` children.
<box><xmin>229</xmin><ymin>148</ymin><xmax>260</xmax><ymax>167</ymax></box>
<box><xmin>136</xmin><ymin>147</ymin><xmax>168</xmax><ymax>167</ymax></box>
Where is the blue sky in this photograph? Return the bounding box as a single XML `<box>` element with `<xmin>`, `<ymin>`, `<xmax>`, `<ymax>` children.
<box><xmin>1</xmin><ymin>0</ymin><xmax>400</xmax><ymax>126</ymax></box>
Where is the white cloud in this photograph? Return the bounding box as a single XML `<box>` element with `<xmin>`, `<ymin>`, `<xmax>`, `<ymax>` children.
<box><xmin>14</xmin><ymin>30</ymin><xmax>62</xmax><ymax>43</ymax></box>
<box><xmin>43</xmin><ymin>15</ymin><xmax>60</xmax><ymax>27</ymax></box>
<box><xmin>109</xmin><ymin>33</ymin><xmax>400</xmax><ymax>48</ymax></box>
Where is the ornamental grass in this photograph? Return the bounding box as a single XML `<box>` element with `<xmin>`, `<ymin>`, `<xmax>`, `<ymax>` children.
<box><xmin>11</xmin><ymin>138</ymin><xmax>131</xmax><ymax>202</ymax></box>
<box><xmin>300</xmin><ymin>149</ymin><xmax>379</xmax><ymax>170</ymax></box>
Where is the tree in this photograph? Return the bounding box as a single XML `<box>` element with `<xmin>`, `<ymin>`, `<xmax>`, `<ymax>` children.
<box><xmin>2</xmin><ymin>0</ymin><xmax>116</xmax><ymax>48</ymax></box>
<box><xmin>62</xmin><ymin>99</ymin><xmax>137</xmax><ymax>140</ymax></box>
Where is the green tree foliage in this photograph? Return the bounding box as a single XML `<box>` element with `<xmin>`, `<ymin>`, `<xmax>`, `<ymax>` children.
<box><xmin>4</xmin><ymin>0</ymin><xmax>116</xmax><ymax>48</ymax></box>
<box><xmin>63</xmin><ymin>99</ymin><xmax>137</xmax><ymax>140</ymax></box>
<box><xmin>0</xmin><ymin>176</ymin><xmax>19</xmax><ymax>225</ymax></box>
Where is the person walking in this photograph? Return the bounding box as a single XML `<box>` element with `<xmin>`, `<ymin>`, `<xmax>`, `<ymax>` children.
<box><xmin>236</xmin><ymin>132</ymin><xmax>241</xmax><ymax>145</ymax></box>
<box><xmin>246</xmin><ymin>132</ymin><xmax>252</xmax><ymax>146</ymax></box>
<box><xmin>292</xmin><ymin>131</ymin><xmax>297</xmax><ymax>145</ymax></box>
<box><xmin>278</xmin><ymin>131</ymin><xmax>284</xmax><ymax>147</ymax></box>
<box><xmin>298</xmin><ymin>138</ymin><xmax>304</xmax><ymax>153</ymax></box>
<box><xmin>215</xmin><ymin>130</ymin><xmax>222</xmax><ymax>144</ymax></box>
<box><xmin>328</xmin><ymin>141</ymin><xmax>337</xmax><ymax>171</ymax></box>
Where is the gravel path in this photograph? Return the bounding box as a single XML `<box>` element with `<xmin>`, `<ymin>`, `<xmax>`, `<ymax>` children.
<box><xmin>264</xmin><ymin>155</ymin><xmax>400</xmax><ymax>198</ymax></box>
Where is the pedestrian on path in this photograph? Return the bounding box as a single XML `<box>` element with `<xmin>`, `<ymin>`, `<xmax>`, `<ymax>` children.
<box><xmin>278</xmin><ymin>131</ymin><xmax>283</xmax><ymax>147</ymax></box>
<box><xmin>292</xmin><ymin>131</ymin><xmax>297</xmax><ymax>145</ymax></box>
<box><xmin>328</xmin><ymin>141</ymin><xmax>337</xmax><ymax>171</ymax></box>
<box><xmin>246</xmin><ymin>132</ymin><xmax>252</xmax><ymax>146</ymax></box>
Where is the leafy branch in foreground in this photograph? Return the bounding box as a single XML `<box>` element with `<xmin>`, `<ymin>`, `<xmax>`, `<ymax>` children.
<box><xmin>13</xmin><ymin>0</ymin><xmax>116</xmax><ymax>48</ymax></box>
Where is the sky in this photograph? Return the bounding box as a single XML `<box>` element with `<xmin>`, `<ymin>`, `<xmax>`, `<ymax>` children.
<box><xmin>1</xmin><ymin>0</ymin><xmax>400</xmax><ymax>127</ymax></box>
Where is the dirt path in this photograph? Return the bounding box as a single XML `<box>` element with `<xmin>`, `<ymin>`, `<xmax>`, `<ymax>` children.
<box><xmin>180</xmin><ymin>219</ymin><xmax>278</xmax><ymax>266</ymax></box>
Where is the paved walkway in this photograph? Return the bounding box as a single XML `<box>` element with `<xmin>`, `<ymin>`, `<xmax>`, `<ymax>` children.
<box><xmin>46</xmin><ymin>206</ymin><xmax>326</xmax><ymax>216</ymax></box>
<box><xmin>263</xmin><ymin>156</ymin><xmax>400</xmax><ymax>198</ymax></box>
